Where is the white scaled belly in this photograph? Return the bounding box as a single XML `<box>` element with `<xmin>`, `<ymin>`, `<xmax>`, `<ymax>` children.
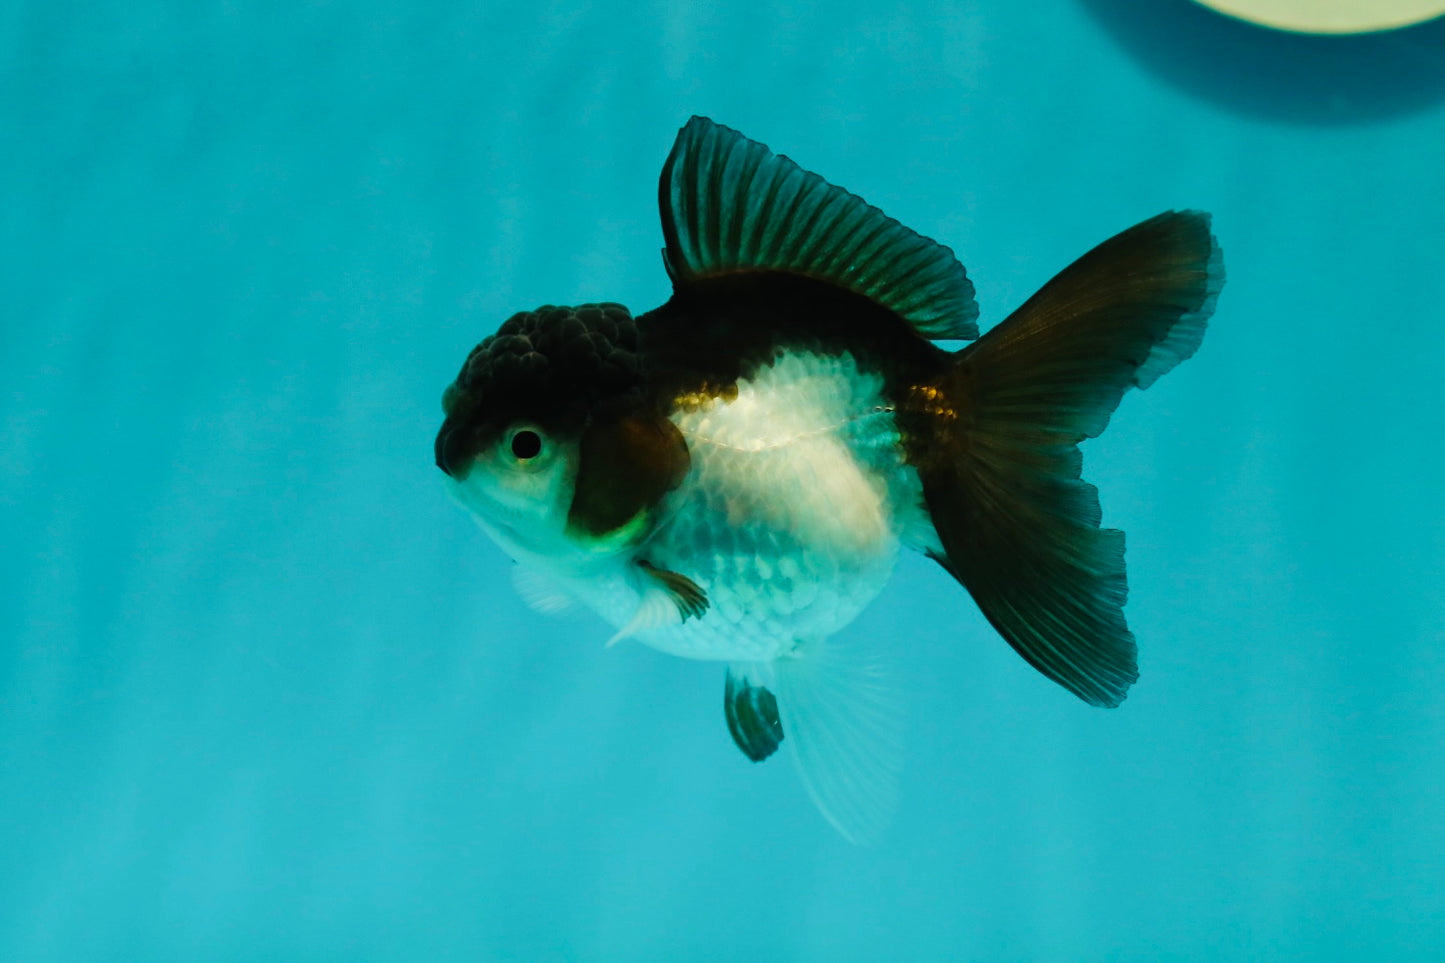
<box><xmin>629</xmin><ymin>350</ymin><xmax>930</xmax><ymax>661</ymax></box>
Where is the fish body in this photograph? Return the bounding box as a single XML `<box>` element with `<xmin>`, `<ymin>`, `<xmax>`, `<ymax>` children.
<box><xmin>435</xmin><ymin>117</ymin><xmax>1223</xmax><ymax>841</ymax></box>
<box><xmin>560</xmin><ymin>346</ymin><xmax>926</xmax><ymax>663</ymax></box>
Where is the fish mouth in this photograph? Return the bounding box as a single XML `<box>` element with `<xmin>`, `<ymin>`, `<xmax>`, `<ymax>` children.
<box><xmin>435</xmin><ymin>418</ymin><xmax>471</xmax><ymax>478</ymax></box>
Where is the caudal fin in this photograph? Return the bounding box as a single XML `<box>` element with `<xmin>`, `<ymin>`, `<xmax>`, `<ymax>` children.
<box><xmin>921</xmin><ymin>211</ymin><xmax>1223</xmax><ymax>707</ymax></box>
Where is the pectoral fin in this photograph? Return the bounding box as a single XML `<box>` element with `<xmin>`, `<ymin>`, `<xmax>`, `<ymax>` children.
<box><xmin>606</xmin><ymin>561</ymin><xmax>708</xmax><ymax>646</ymax></box>
<box><xmin>510</xmin><ymin>565</ymin><xmax>574</xmax><ymax>615</ymax></box>
<box><xmin>637</xmin><ymin>560</ymin><xmax>707</xmax><ymax>620</ymax></box>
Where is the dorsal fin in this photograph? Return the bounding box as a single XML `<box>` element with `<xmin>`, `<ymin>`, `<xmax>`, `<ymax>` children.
<box><xmin>658</xmin><ymin>116</ymin><xmax>979</xmax><ymax>342</ymax></box>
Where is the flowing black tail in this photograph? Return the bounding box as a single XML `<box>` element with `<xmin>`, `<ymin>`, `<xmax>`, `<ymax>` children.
<box><xmin>921</xmin><ymin>211</ymin><xmax>1223</xmax><ymax>707</ymax></box>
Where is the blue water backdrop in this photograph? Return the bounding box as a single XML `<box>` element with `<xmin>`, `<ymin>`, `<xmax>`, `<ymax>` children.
<box><xmin>4</xmin><ymin>1</ymin><xmax>1443</xmax><ymax>958</ymax></box>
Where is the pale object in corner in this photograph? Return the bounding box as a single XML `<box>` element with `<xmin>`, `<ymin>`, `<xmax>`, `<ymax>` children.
<box><xmin>1193</xmin><ymin>0</ymin><xmax>1445</xmax><ymax>33</ymax></box>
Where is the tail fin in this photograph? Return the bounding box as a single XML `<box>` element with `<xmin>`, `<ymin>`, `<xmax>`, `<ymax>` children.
<box><xmin>921</xmin><ymin>211</ymin><xmax>1223</xmax><ymax>707</ymax></box>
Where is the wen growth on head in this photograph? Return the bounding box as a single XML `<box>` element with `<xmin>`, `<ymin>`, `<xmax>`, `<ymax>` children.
<box><xmin>435</xmin><ymin>116</ymin><xmax>1223</xmax><ymax>842</ymax></box>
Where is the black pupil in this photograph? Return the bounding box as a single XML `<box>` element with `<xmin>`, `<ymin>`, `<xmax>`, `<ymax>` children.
<box><xmin>511</xmin><ymin>430</ymin><xmax>542</xmax><ymax>460</ymax></box>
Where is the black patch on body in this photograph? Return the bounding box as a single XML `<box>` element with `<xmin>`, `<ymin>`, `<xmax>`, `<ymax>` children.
<box><xmin>567</xmin><ymin>413</ymin><xmax>691</xmax><ymax>538</ymax></box>
<box><xmin>636</xmin><ymin>272</ymin><xmax>951</xmax><ymax>427</ymax></box>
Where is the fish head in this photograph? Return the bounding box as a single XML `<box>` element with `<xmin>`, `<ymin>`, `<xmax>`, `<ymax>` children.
<box><xmin>438</xmin><ymin>407</ymin><xmax>581</xmax><ymax>564</ymax></box>
<box><xmin>435</xmin><ymin>302</ymin><xmax>667</xmax><ymax>569</ymax></box>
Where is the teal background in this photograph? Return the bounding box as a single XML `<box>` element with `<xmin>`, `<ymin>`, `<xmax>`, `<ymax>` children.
<box><xmin>4</xmin><ymin>1</ymin><xmax>1444</xmax><ymax>958</ymax></box>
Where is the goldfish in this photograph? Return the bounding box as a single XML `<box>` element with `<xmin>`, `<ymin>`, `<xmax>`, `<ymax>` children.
<box><xmin>435</xmin><ymin>116</ymin><xmax>1222</xmax><ymax>842</ymax></box>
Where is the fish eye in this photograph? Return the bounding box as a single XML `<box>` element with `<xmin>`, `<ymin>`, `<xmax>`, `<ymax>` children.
<box><xmin>510</xmin><ymin>428</ymin><xmax>543</xmax><ymax>460</ymax></box>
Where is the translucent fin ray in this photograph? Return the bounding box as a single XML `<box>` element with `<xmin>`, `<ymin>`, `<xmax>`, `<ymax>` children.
<box><xmin>769</xmin><ymin>636</ymin><xmax>905</xmax><ymax>845</ymax></box>
<box><xmin>511</xmin><ymin>565</ymin><xmax>575</xmax><ymax>615</ymax></box>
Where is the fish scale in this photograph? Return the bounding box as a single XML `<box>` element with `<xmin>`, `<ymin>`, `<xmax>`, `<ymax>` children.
<box><xmin>631</xmin><ymin>349</ymin><xmax>931</xmax><ymax>662</ymax></box>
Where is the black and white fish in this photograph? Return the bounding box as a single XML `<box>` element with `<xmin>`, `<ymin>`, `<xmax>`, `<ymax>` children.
<box><xmin>434</xmin><ymin>116</ymin><xmax>1223</xmax><ymax>841</ymax></box>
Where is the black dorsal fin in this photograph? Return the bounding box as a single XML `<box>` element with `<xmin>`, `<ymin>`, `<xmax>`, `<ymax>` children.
<box><xmin>658</xmin><ymin>116</ymin><xmax>979</xmax><ymax>342</ymax></box>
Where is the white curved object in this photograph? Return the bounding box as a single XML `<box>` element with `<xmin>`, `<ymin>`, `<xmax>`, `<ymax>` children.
<box><xmin>1194</xmin><ymin>0</ymin><xmax>1445</xmax><ymax>33</ymax></box>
